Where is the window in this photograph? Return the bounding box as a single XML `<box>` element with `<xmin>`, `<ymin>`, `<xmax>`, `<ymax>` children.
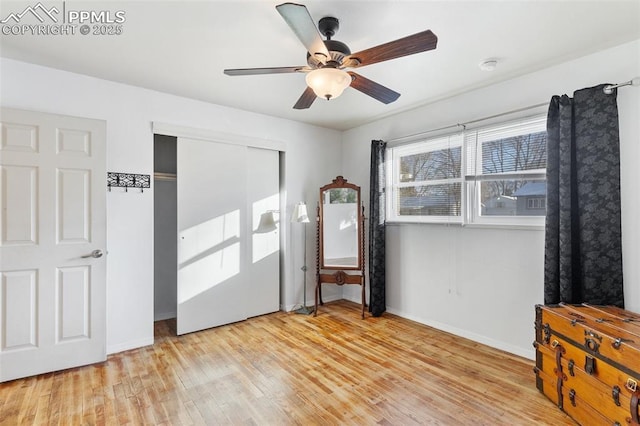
<box><xmin>465</xmin><ymin>116</ymin><xmax>547</xmax><ymax>225</ymax></box>
<box><xmin>387</xmin><ymin>115</ymin><xmax>547</xmax><ymax>226</ymax></box>
<box><xmin>527</xmin><ymin>198</ymin><xmax>545</xmax><ymax>209</ymax></box>
<box><xmin>387</xmin><ymin>134</ymin><xmax>464</xmax><ymax>223</ymax></box>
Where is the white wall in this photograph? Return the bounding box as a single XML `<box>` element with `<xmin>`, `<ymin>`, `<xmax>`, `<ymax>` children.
<box><xmin>342</xmin><ymin>39</ymin><xmax>640</xmax><ymax>359</ymax></box>
<box><xmin>0</xmin><ymin>58</ymin><xmax>343</xmax><ymax>353</ymax></box>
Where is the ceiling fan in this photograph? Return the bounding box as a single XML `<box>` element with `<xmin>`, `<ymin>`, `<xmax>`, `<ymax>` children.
<box><xmin>223</xmin><ymin>2</ymin><xmax>438</xmax><ymax>109</ymax></box>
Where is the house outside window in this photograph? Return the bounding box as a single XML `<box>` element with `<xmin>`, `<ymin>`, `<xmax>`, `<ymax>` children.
<box><xmin>387</xmin><ymin>114</ymin><xmax>547</xmax><ymax>227</ymax></box>
<box><xmin>522</xmin><ymin>190</ymin><xmax>546</xmax><ymax>214</ymax></box>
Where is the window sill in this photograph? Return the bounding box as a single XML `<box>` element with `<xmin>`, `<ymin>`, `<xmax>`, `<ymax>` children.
<box><xmin>385</xmin><ymin>220</ymin><xmax>462</xmax><ymax>227</ymax></box>
<box><xmin>463</xmin><ymin>222</ymin><xmax>544</xmax><ymax>231</ymax></box>
<box><xmin>384</xmin><ymin>220</ymin><xmax>544</xmax><ymax>231</ymax></box>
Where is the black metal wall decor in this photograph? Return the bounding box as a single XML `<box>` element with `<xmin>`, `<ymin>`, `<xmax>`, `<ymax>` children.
<box><xmin>107</xmin><ymin>172</ymin><xmax>151</xmax><ymax>192</ymax></box>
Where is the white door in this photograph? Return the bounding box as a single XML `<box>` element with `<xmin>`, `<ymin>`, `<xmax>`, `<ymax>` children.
<box><xmin>0</xmin><ymin>108</ymin><xmax>106</xmax><ymax>382</ymax></box>
<box><xmin>176</xmin><ymin>139</ymin><xmax>279</xmax><ymax>335</ymax></box>
<box><xmin>177</xmin><ymin>138</ymin><xmax>249</xmax><ymax>334</ymax></box>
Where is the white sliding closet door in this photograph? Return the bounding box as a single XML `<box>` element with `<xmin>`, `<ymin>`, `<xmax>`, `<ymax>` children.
<box><xmin>247</xmin><ymin>148</ymin><xmax>280</xmax><ymax>318</ymax></box>
<box><xmin>177</xmin><ymin>138</ymin><xmax>247</xmax><ymax>334</ymax></box>
<box><xmin>176</xmin><ymin>139</ymin><xmax>279</xmax><ymax>335</ymax></box>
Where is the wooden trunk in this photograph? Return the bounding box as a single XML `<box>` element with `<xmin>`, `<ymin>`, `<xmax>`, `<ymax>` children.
<box><xmin>534</xmin><ymin>304</ymin><xmax>640</xmax><ymax>425</ymax></box>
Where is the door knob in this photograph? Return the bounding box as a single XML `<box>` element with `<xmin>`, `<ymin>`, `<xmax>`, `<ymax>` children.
<box><xmin>82</xmin><ymin>249</ymin><xmax>104</xmax><ymax>259</ymax></box>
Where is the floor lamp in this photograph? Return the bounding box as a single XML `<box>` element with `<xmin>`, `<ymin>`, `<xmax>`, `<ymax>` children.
<box><xmin>292</xmin><ymin>202</ymin><xmax>313</xmax><ymax>315</ymax></box>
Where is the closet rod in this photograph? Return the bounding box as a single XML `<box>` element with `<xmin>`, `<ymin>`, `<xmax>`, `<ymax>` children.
<box><xmin>386</xmin><ymin>102</ymin><xmax>547</xmax><ymax>145</ymax></box>
<box><xmin>603</xmin><ymin>77</ymin><xmax>640</xmax><ymax>95</ymax></box>
<box><xmin>154</xmin><ymin>172</ymin><xmax>176</xmax><ymax>181</ymax></box>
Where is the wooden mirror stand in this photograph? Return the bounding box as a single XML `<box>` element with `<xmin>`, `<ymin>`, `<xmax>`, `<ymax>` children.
<box><xmin>315</xmin><ymin>176</ymin><xmax>366</xmax><ymax>318</ymax></box>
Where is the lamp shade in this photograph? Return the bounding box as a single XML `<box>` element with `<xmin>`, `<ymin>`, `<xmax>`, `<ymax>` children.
<box><xmin>256</xmin><ymin>211</ymin><xmax>277</xmax><ymax>233</ymax></box>
<box><xmin>305</xmin><ymin>68</ymin><xmax>351</xmax><ymax>100</ymax></box>
<box><xmin>291</xmin><ymin>202</ymin><xmax>310</xmax><ymax>223</ymax></box>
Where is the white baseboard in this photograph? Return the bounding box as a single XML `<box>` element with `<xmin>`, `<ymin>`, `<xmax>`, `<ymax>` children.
<box><xmin>383</xmin><ymin>307</ymin><xmax>535</xmax><ymax>361</ymax></box>
<box><xmin>107</xmin><ymin>337</ymin><xmax>154</xmax><ymax>355</ymax></box>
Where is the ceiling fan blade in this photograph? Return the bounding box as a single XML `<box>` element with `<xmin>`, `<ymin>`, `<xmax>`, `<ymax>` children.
<box><xmin>348</xmin><ymin>72</ymin><xmax>400</xmax><ymax>104</ymax></box>
<box><xmin>293</xmin><ymin>86</ymin><xmax>317</xmax><ymax>109</ymax></box>
<box><xmin>276</xmin><ymin>3</ymin><xmax>331</xmax><ymax>64</ymax></box>
<box><xmin>344</xmin><ymin>30</ymin><xmax>438</xmax><ymax>68</ymax></box>
<box><xmin>224</xmin><ymin>66</ymin><xmax>309</xmax><ymax>76</ymax></box>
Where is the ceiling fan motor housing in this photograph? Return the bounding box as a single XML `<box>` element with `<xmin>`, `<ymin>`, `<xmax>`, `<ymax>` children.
<box><xmin>307</xmin><ymin>17</ymin><xmax>351</xmax><ymax>69</ymax></box>
<box><xmin>307</xmin><ymin>39</ymin><xmax>351</xmax><ymax>68</ymax></box>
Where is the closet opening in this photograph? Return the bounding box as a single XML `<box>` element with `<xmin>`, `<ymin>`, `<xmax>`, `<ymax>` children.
<box><xmin>153</xmin><ymin>134</ymin><xmax>177</xmax><ymax>335</ymax></box>
<box><xmin>152</xmin><ymin>131</ymin><xmax>282</xmax><ymax>337</ymax></box>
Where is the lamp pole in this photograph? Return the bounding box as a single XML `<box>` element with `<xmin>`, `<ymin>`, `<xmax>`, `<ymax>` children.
<box><xmin>293</xmin><ymin>202</ymin><xmax>313</xmax><ymax>315</ymax></box>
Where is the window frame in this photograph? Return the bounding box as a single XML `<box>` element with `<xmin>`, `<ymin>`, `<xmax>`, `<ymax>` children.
<box><xmin>386</xmin><ymin>133</ymin><xmax>464</xmax><ymax>224</ymax></box>
<box><xmin>386</xmin><ymin>114</ymin><xmax>547</xmax><ymax>228</ymax></box>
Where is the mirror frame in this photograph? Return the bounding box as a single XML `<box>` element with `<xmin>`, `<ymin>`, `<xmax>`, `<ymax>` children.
<box><xmin>318</xmin><ymin>176</ymin><xmax>363</xmax><ymax>271</ymax></box>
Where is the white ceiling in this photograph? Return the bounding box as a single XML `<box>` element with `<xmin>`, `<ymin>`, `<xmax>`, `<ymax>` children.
<box><xmin>1</xmin><ymin>1</ymin><xmax>639</xmax><ymax>130</ymax></box>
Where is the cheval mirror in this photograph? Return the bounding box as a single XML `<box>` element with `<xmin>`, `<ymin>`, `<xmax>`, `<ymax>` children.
<box><xmin>315</xmin><ymin>176</ymin><xmax>366</xmax><ymax>318</ymax></box>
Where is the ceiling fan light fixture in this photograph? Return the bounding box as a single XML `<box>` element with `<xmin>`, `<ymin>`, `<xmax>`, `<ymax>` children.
<box><xmin>305</xmin><ymin>68</ymin><xmax>351</xmax><ymax>100</ymax></box>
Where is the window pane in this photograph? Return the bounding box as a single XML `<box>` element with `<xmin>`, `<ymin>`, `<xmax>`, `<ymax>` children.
<box><xmin>480</xmin><ymin>179</ymin><xmax>546</xmax><ymax>216</ymax></box>
<box><xmin>481</xmin><ymin>131</ymin><xmax>546</xmax><ymax>174</ymax></box>
<box><xmin>400</xmin><ymin>147</ymin><xmax>461</xmax><ymax>182</ymax></box>
<box><xmin>398</xmin><ymin>183</ymin><xmax>461</xmax><ymax>216</ymax></box>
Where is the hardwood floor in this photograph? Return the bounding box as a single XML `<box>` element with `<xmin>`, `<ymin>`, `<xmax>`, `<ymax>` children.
<box><xmin>1</xmin><ymin>300</ymin><xmax>575</xmax><ymax>425</ymax></box>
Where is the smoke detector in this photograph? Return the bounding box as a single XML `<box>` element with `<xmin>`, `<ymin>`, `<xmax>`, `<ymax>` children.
<box><xmin>479</xmin><ymin>59</ymin><xmax>498</xmax><ymax>71</ymax></box>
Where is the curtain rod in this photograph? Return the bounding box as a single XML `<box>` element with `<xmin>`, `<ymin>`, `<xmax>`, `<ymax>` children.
<box><xmin>387</xmin><ymin>77</ymin><xmax>639</xmax><ymax>145</ymax></box>
<box><xmin>603</xmin><ymin>77</ymin><xmax>640</xmax><ymax>95</ymax></box>
<box><xmin>386</xmin><ymin>102</ymin><xmax>548</xmax><ymax>145</ymax></box>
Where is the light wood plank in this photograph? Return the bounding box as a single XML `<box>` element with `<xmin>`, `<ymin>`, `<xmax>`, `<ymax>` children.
<box><xmin>0</xmin><ymin>300</ymin><xmax>575</xmax><ymax>425</ymax></box>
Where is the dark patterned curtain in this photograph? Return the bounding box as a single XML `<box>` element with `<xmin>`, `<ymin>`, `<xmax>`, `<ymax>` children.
<box><xmin>544</xmin><ymin>84</ymin><xmax>624</xmax><ymax>307</ymax></box>
<box><xmin>369</xmin><ymin>140</ymin><xmax>386</xmax><ymax>316</ymax></box>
